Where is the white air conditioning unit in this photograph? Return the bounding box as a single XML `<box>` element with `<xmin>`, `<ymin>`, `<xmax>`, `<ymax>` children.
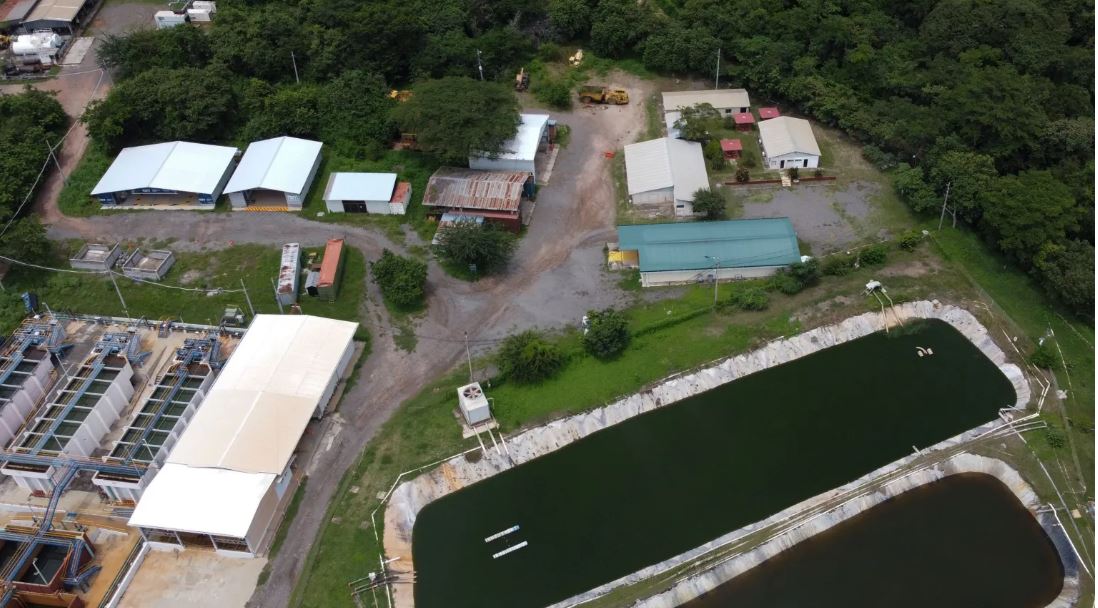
<box><xmin>456</xmin><ymin>382</ymin><xmax>491</xmax><ymax>425</ymax></box>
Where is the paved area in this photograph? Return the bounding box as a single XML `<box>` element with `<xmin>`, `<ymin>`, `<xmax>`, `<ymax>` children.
<box><xmin>120</xmin><ymin>549</ymin><xmax>267</xmax><ymax>608</ymax></box>
<box><xmin>40</xmin><ymin>73</ymin><xmax>656</xmax><ymax>608</ymax></box>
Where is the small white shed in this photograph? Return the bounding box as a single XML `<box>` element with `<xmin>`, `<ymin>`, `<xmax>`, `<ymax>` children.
<box><xmin>758</xmin><ymin>116</ymin><xmax>821</xmax><ymax>170</ymax></box>
<box><xmin>322</xmin><ymin>172</ymin><xmax>411</xmax><ymax>214</ymax></box>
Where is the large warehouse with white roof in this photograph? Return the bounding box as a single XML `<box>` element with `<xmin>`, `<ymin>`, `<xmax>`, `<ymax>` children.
<box><xmin>128</xmin><ymin>314</ymin><xmax>358</xmax><ymax>556</ymax></box>
<box><xmin>90</xmin><ymin>141</ymin><xmax>239</xmax><ymax>209</ymax></box>
<box><xmin>224</xmin><ymin>136</ymin><xmax>323</xmax><ymax>210</ymax></box>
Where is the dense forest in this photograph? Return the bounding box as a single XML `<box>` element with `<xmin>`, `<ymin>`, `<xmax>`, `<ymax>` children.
<box><xmin>5</xmin><ymin>0</ymin><xmax>1095</xmax><ymax>315</ymax></box>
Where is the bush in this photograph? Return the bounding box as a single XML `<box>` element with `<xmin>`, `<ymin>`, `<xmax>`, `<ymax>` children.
<box><xmin>371</xmin><ymin>249</ymin><xmax>427</xmax><ymax>309</ymax></box>
<box><xmin>813</xmin><ymin>168</ymin><xmax>823</xmax><ymax>178</ymax></box>
<box><xmin>433</xmin><ymin>221</ymin><xmax>517</xmax><ymax>276</ymax></box>
<box><xmin>858</xmin><ymin>243</ymin><xmax>888</xmax><ymax>266</ymax></box>
<box><xmin>691</xmin><ymin>188</ymin><xmax>726</xmax><ymax>220</ymax></box>
<box><xmin>862</xmin><ymin>144</ymin><xmax>897</xmax><ymax>170</ymax></box>
<box><xmin>533</xmin><ymin>78</ymin><xmax>572</xmax><ymax>110</ymax></box>
<box><xmin>583</xmin><ymin>308</ymin><xmax>630</xmax><ymax>359</ymax></box>
<box><xmin>735</xmin><ymin>167</ymin><xmax>750</xmax><ymax>183</ymax></box>
<box><xmin>727</xmin><ymin>284</ymin><xmax>769</xmax><ymax>311</ymax></box>
<box><xmin>788</xmin><ymin>166</ymin><xmax>799</xmax><ymax>180</ymax></box>
<box><xmin>704</xmin><ymin>139</ymin><xmax>725</xmax><ymax>171</ymax></box>
<box><xmin>1030</xmin><ymin>342</ymin><xmax>1058</xmax><ymax>369</ymax></box>
<box><xmin>898</xmin><ymin>230</ymin><xmax>923</xmax><ymax>251</ymax></box>
<box><xmin>739</xmin><ymin>149</ymin><xmax>758</xmax><ymax>168</ymax></box>
<box><xmin>822</xmin><ymin>255</ymin><xmax>856</xmax><ymax>276</ymax></box>
<box><xmin>788</xmin><ymin>258</ymin><xmax>820</xmax><ymax>287</ymax></box>
<box><xmin>1045</xmin><ymin>427</ymin><xmax>1066</xmax><ymax>449</ymax></box>
<box><xmin>770</xmin><ymin>271</ymin><xmax>804</xmax><ymax>295</ymax></box>
<box><xmin>496</xmin><ymin>330</ymin><xmax>565</xmax><ymax>383</ymax></box>
<box><xmin>537</xmin><ymin>42</ymin><xmax>565</xmax><ymax>62</ymax></box>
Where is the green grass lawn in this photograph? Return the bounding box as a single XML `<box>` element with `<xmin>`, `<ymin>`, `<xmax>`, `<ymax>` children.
<box><xmin>57</xmin><ymin>146</ymin><xmax>112</xmax><ymax>217</ymax></box>
<box><xmin>0</xmin><ymin>242</ymin><xmax>369</xmax><ymax>341</ymax></box>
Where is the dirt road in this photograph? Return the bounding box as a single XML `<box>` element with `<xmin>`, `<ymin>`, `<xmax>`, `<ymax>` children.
<box><xmin>43</xmin><ymin>72</ymin><xmax>654</xmax><ymax>607</ymax></box>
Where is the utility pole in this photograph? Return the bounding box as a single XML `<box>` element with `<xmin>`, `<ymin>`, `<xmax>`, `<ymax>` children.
<box><xmin>714</xmin><ymin>47</ymin><xmax>721</xmax><ymax>90</ymax></box>
<box><xmin>240</xmin><ymin>278</ymin><xmax>256</xmax><ymax>317</ymax></box>
<box><xmin>290</xmin><ymin>51</ymin><xmax>300</xmax><ymax>84</ymax></box>
<box><xmin>476</xmin><ymin>49</ymin><xmax>484</xmax><ymax>81</ymax></box>
<box><xmin>937</xmin><ymin>181</ymin><xmax>953</xmax><ymax>231</ymax></box>
<box><xmin>705</xmin><ymin>255</ymin><xmax>720</xmax><ymax>306</ymax></box>
<box><xmin>270</xmin><ymin>277</ymin><xmax>284</xmax><ymax>314</ymax></box>
<box><xmin>107</xmin><ymin>271</ymin><xmax>129</xmax><ymax>318</ymax></box>
<box><xmin>464</xmin><ymin>331</ymin><xmax>473</xmax><ymax>382</ymax></box>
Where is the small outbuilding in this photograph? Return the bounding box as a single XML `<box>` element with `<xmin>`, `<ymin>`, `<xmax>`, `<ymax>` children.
<box><xmin>617</xmin><ymin>218</ymin><xmax>801</xmax><ymax>287</ymax></box>
<box><xmin>276</xmin><ymin>243</ymin><xmax>300</xmax><ymax>307</ymax></box>
<box><xmin>69</xmin><ymin>242</ymin><xmax>120</xmax><ymax>271</ymax></box>
<box><xmin>422</xmin><ymin>168</ymin><xmax>531</xmax><ymax>232</ymax></box>
<box><xmin>719</xmin><ymin>139</ymin><xmax>742</xmax><ymax>160</ymax></box>
<box><xmin>732</xmin><ymin>112</ymin><xmax>755</xmax><ymax>131</ymax></box>
<box><xmin>316</xmin><ymin>238</ymin><xmax>344</xmax><ymax>301</ymax></box>
<box><xmin>90</xmin><ymin>141</ymin><xmax>239</xmax><ymax>209</ymax></box>
<box><xmin>662</xmin><ymin>89</ymin><xmax>751</xmax><ymax>116</ymax></box>
<box><xmin>758</xmin><ymin>107</ymin><xmax>781</xmax><ymax>120</ymax></box>
<box><xmin>225</xmin><ymin>136</ymin><xmax>322</xmax><ymax>210</ymax></box>
<box><xmin>121</xmin><ymin>249</ymin><xmax>175</xmax><ymax>281</ymax></box>
<box><xmin>468</xmin><ymin>113</ymin><xmax>550</xmax><ymax>181</ymax></box>
<box><xmin>16</xmin><ymin>0</ymin><xmax>95</xmax><ymax>34</ymax></box>
<box><xmin>758</xmin><ymin>116</ymin><xmax>820</xmax><ymax>170</ymax></box>
<box><xmin>322</xmin><ymin>172</ymin><xmax>411</xmax><ymax>215</ymax></box>
<box><xmin>624</xmin><ymin>137</ymin><xmax>709</xmax><ymax>217</ymax></box>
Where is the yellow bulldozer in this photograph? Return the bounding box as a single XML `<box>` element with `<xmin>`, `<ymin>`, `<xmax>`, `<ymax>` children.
<box><xmin>578</xmin><ymin>85</ymin><xmax>629</xmax><ymax>105</ymax></box>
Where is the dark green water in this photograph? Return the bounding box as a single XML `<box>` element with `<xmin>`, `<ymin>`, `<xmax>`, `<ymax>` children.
<box><xmin>412</xmin><ymin>320</ymin><xmax>1017</xmax><ymax>608</ymax></box>
<box><xmin>682</xmin><ymin>473</ymin><xmax>1064</xmax><ymax>608</ymax></box>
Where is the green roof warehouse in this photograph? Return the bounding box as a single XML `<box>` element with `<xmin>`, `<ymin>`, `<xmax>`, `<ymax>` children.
<box><xmin>616</xmin><ymin>218</ymin><xmax>801</xmax><ymax>287</ymax></box>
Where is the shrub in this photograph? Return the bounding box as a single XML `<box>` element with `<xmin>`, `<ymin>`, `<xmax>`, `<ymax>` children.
<box><xmin>858</xmin><ymin>243</ymin><xmax>888</xmax><ymax>266</ymax></box>
<box><xmin>813</xmin><ymin>168</ymin><xmax>823</xmax><ymax>178</ymax></box>
<box><xmin>537</xmin><ymin>42</ymin><xmax>565</xmax><ymax>62</ymax></box>
<box><xmin>691</xmin><ymin>188</ymin><xmax>726</xmax><ymax>220</ymax></box>
<box><xmin>822</xmin><ymin>255</ymin><xmax>856</xmax><ymax>276</ymax></box>
<box><xmin>703</xmin><ymin>139</ymin><xmax>725</xmax><ymax>171</ymax></box>
<box><xmin>496</xmin><ymin>330</ymin><xmax>565</xmax><ymax>383</ymax></box>
<box><xmin>727</xmin><ymin>284</ymin><xmax>769</xmax><ymax>311</ymax></box>
<box><xmin>1030</xmin><ymin>342</ymin><xmax>1058</xmax><ymax>370</ymax></box>
<box><xmin>735</xmin><ymin>167</ymin><xmax>750</xmax><ymax>183</ymax></box>
<box><xmin>770</xmin><ymin>271</ymin><xmax>804</xmax><ymax>295</ymax></box>
<box><xmin>433</xmin><ymin>221</ymin><xmax>517</xmax><ymax>276</ymax></box>
<box><xmin>739</xmin><ymin>149</ymin><xmax>758</xmax><ymax>168</ymax></box>
<box><xmin>788</xmin><ymin>258</ymin><xmax>820</xmax><ymax>287</ymax></box>
<box><xmin>583</xmin><ymin>308</ymin><xmax>630</xmax><ymax>359</ymax></box>
<box><xmin>533</xmin><ymin>78</ymin><xmax>572</xmax><ymax>110</ymax></box>
<box><xmin>862</xmin><ymin>144</ymin><xmax>896</xmax><ymax>170</ymax></box>
<box><xmin>371</xmin><ymin>249</ymin><xmax>427</xmax><ymax>308</ymax></box>
<box><xmin>1045</xmin><ymin>427</ymin><xmax>1066</xmax><ymax>449</ymax></box>
<box><xmin>898</xmin><ymin>230</ymin><xmax>923</xmax><ymax>251</ymax></box>
<box><xmin>788</xmin><ymin>167</ymin><xmax>799</xmax><ymax>180</ymax></box>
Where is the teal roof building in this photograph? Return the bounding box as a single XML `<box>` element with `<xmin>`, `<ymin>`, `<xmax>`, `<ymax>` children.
<box><xmin>617</xmin><ymin>218</ymin><xmax>800</xmax><ymax>286</ymax></box>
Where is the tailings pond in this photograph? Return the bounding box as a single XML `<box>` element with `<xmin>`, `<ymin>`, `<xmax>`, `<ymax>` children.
<box><xmin>412</xmin><ymin>319</ymin><xmax>1017</xmax><ymax>608</ymax></box>
<box><xmin>681</xmin><ymin>473</ymin><xmax>1064</xmax><ymax>608</ymax></box>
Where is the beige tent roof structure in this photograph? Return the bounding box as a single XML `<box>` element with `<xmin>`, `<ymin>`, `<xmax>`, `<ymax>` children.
<box><xmin>662</xmin><ymin>89</ymin><xmax>751</xmax><ymax>111</ymax></box>
<box><xmin>25</xmin><ymin>0</ymin><xmax>83</xmax><ymax>22</ymax></box>
<box><xmin>128</xmin><ymin>314</ymin><xmax>357</xmax><ymax>539</ymax></box>
<box><xmin>758</xmin><ymin>116</ymin><xmax>821</xmax><ymax>158</ymax></box>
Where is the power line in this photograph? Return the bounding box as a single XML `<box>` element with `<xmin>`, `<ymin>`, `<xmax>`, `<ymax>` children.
<box><xmin>0</xmin><ymin>253</ymin><xmax>247</xmax><ymax>293</ymax></box>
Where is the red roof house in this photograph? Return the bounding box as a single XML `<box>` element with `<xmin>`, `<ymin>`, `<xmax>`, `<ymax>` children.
<box><xmin>719</xmin><ymin>139</ymin><xmax>742</xmax><ymax>159</ymax></box>
<box><xmin>758</xmin><ymin>107</ymin><xmax>781</xmax><ymax>120</ymax></box>
<box><xmin>732</xmin><ymin>112</ymin><xmax>756</xmax><ymax>131</ymax></box>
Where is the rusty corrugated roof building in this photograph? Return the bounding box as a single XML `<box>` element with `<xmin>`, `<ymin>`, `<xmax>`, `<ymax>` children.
<box><xmin>422</xmin><ymin>168</ymin><xmax>529</xmax><ymax>213</ymax></box>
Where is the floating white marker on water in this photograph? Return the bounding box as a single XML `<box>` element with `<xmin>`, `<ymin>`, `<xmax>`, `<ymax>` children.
<box><xmin>484</xmin><ymin>525</ymin><xmax>520</xmax><ymax>543</ymax></box>
<box><xmin>492</xmin><ymin>541</ymin><xmax>528</xmax><ymax>559</ymax></box>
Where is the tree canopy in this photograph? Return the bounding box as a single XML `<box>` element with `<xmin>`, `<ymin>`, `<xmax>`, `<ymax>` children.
<box><xmin>371</xmin><ymin>249</ymin><xmax>428</xmax><ymax>309</ymax></box>
<box><xmin>433</xmin><ymin>221</ymin><xmax>517</xmax><ymax>276</ymax></box>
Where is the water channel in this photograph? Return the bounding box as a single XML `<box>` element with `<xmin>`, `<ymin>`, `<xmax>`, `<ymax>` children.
<box><xmin>412</xmin><ymin>319</ymin><xmax>1017</xmax><ymax>608</ymax></box>
<box><xmin>681</xmin><ymin>473</ymin><xmax>1064</xmax><ymax>608</ymax></box>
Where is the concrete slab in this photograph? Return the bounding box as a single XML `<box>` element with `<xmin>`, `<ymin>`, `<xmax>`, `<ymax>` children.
<box><xmin>62</xmin><ymin>37</ymin><xmax>94</xmax><ymax>65</ymax></box>
<box><xmin>120</xmin><ymin>549</ymin><xmax>267</xmax><ymax>608</ymax></box>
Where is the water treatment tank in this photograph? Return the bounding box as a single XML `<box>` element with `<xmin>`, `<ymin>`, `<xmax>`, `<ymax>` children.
<box><xmin>11</xmin><ymin>32</ymin><xmax>61</xmax><ymax>56</ymax></box>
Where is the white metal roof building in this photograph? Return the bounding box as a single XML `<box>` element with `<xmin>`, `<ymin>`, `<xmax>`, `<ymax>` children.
<box><xmin>225</xmin><ymin>136</ymin><xmax>323</xmax><ymax>210</ymax></box>
<box><xmin>624</xmin><ymin>137</ymin><xmax>709</xmax><ymax>217</ymax></box>
<box><xmin>662</xmin><ymin>89</ymin><xmax>751</xmax><ymax>115</ymax></box>
<box><xmin>469</xmin><ymin>113</ymin><xmax>550</xmax><ymax>180</ymax></box>
<box><xmin>90</xmin><ymin>142</ymin><xmax>239</xmax><ymax>208</ymax></box>
<box><xmin>758</xmin><ymin>116</ymin><xmax>821</xmax><ymax>170</ymax></box>
<box><xmin>322</xmin><ymin>172</ymin><xmax>411</xmax><ymax>215</ymax></box>
<box><xmin>128</xmin><ymin>315</ymin><xmax>358</xmax><ymax>555</ymax></box>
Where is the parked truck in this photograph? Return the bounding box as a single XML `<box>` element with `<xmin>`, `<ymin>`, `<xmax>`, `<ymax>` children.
<box><xmin>578</xmin><ymin>85</ymin><xmax>629</xmax><ymax>105</ymax></box>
